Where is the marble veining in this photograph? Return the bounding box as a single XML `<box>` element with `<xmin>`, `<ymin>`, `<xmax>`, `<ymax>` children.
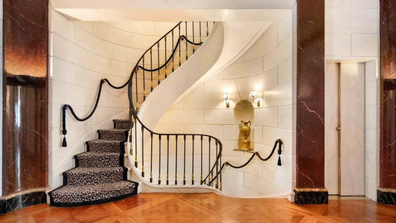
<box><xmin>294</xmin><ymin>190</ymin><xmax>329</xmax><ymax>204</ymax></box>
<box><xmin>377</xmin><ymin>190</ymin><xmax>396</xmax><ymax>205</ymax></box>
<box><xmin>379</xmin><ymin>0</ymin><xmax>396</xmax><ymax>190</ymax></box>
<box><xmin>0</xmin><ymin>191</ymin><xmax>47</xmax><ymax>215</ymax></box>
<box><xmin>296</xmin><ymin>0</ymin><xmax>326</xmax><ymax>190</ymax></box>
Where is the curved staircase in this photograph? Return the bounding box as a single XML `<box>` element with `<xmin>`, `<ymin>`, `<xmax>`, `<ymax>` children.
<box><xmin>48</xmin><ymin>119</ymin><xmax>138</xmax><ymax>207</ymax></box>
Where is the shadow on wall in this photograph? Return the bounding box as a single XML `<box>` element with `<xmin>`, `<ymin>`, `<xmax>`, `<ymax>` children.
<box><xmin>234</xmin><ymin>100</ymin><xmax>254</xmax><ymax>150</ymax></box>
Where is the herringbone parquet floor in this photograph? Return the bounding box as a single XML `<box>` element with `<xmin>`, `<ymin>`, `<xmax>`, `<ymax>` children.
<box><xmin>1</xmin><ymin>193</ymin><xmax>396</xmax><ymax>223</ymax></box>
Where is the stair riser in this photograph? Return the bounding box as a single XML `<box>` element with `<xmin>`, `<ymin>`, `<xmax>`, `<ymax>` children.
<box><xmin>113</xmin><ymin>120</ymin><xmax>130</xmax><ymax>130</ymax></box>
<box><xmin>86</xmin><ymin>141</ymin><xmax>125</xmax><ymax>153</ymax></box>
<box><xmin>98</xmin><ymin>130</ymin><xmax>128</xmax><ymax>141</ymax></box>
<box><xmin>63</xmin><ymin>168</ymin><xmax>128</xmax><ymax>186</ymax></box>
<box><xmin>75</xmin><ymin>155</ymin><xmax>123</xmax><ymax>168</ymax></box>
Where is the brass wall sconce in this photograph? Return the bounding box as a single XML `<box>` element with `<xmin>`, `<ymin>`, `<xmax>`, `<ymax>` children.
<box><xmin>249</xmin><ymin>90</ymin><xmax>262</xmax><ymax>107</ymax></box>
<box><xmin>223</xmin><ymin>93</ymin><xmax>230</xmax><ymax>108</ymax></box>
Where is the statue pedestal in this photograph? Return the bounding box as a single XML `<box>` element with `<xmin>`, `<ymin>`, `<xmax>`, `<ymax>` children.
<box><xmin>233</xmin><ymin>148</ymin><xmax>254</xmax><ymax>153</ymax></box>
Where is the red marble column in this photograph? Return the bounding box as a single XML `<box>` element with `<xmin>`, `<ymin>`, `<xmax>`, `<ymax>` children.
<box><xmin>1</xmin><ymin>0</ymin><xmax>48</xmax><ymax>214</ymax></box>
<box><xmin>294</xmin><ymin>0</ymin><xmax>328</xmax><ymax>204</ymax></box>
<box><xmin>378</xmin><ymin>0</ymin><xmax>396</xmax><ymax>205</ymax></box>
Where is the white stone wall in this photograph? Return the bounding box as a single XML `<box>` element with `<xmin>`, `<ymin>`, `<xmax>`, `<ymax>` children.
<box><xmin>48</xmin><ymin>7</ymin><xmax>177</xmax><ymax>189</ymax></box>
<box><xmin>325</xmin><ymin>0</ymin><xmax>379</xmax><ymax>59</ymax></box>
<box><xmin>154</xmin><ymin>12</ymin><xmax>294</xmax><ymax>198</ymax></box>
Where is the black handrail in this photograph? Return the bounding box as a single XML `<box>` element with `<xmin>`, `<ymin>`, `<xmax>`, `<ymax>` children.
<box><xmin>206</xmin><ymin>139</ymin><xmax>283</xmax><ymax>186</ymax></box>
<box><xmin>61</xmin><ymin>22</ymin><xmax>204</xmax><ymax>147</ymax></box>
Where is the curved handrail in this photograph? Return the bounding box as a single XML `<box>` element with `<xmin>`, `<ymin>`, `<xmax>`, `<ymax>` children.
<box><xmin>206</xmin><ymin>139</ymin><xmax>283</xmax><ymax>186</ymax></box>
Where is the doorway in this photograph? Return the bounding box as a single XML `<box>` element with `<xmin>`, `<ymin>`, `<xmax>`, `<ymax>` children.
<box><xmin>325</xmin><ymin>62</ymin><xmax>365</xmax><ymax>196</ymax></box>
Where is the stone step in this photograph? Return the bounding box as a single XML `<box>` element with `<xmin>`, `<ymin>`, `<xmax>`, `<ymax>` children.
<box><xmin>113</xmin><ymin>119</ymin><xmax>131</xmax><ymax>130</ymax></box>
<box><xmin>74</xmin><ymin>152</ymin><xmax>122</xmax><ymax>168</ymax></box>
<box><xmin>98</xmin><ymin>129</ymin><xmax>129</xmax><ymax>141</ymax></box>
<box><xmin>86</xmin><ymin>139</ymin><xmax>125</xmax><ymax>153</ymax></box>
<box><xmin>63</xmin><ymin>167</ymin><xmax>127</xmax><ymax>186</ymax></box>
<box><xmin>49</xmin><ymin>181</ymin><xmax>138</xmax><ymax>207</ymax></box>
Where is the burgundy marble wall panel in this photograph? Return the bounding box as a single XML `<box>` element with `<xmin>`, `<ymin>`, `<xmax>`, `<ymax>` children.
<box><xmin>379</xmin><ymin>0</ymin><xmax>396</xmax><ymax>190</ymax></box>
<box><xmin>2</xmin><ymin>0</ymin><xmax>48</xmax><ymax>196</ymax></box>
<box><xmin>296</xmin><ymin>0</ymin><xmax>325</xmax><ymax>189</ymax></box>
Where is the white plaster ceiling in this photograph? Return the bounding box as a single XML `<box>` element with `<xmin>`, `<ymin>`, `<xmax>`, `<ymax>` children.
<box><xmin>50</xmin><ymin>0</ymin><xmax>295</xmax><ymax>21</ymax></box>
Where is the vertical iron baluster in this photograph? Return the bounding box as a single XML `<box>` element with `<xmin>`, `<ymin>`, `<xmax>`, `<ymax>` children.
<box><xmin>135</xmin><ymin>68</ymin><xmax>138</xmax><ymax>107</ymax></box>
<box><xmin>167</xmin><ymin>135</ymin><xmax>169</xmax><ymax>185</ymax></box>
<box><xmin>172</xmin><ymin>30</ymin><xmax>175</xmax><ymax>72</ymax></box>
<box><xmin>150</xmin><ymin>132</ymin><xmax>153</xmax><ymax>183</ymax></box>
<box><xmin>208</xmin><ymin>137</ymin><xmax>211</xmax><ymax>186</ymax></box>
<box><xmin>165</xmin><ymin>36</ymin><xmax>168</xmax><ymax>79</ymax></box>
<box><xmin>199</xmin><ymin>21</ymin><xmax>202</xmax><ymax>43</ymax></box>
<box><xmin>192</xmin><ymin>135</ymin><xmax>195</xmax><ymax>185</ymax></box>
<box><xmin>192</xmin><ymin>22</ymin><xmax>195</xmax><ymax>53</ymax></box>
<box><xmin>143</xmin><ymin>57</ymin><xmax>146</xmax><ymax>101</ymax></box>
<box><xmin>220</xmin><ymin>146</ymin><xmax>222</xmax><ymax>191</ymax></box>
<box><xmin>201</xmin><ymin>135</ymin><xmax>203</xmax><ymax>185</ymax></box>
<box><xmin>215</xmin><ymin>140</ymin><xmax>218</xmax><ymax>189</ymax></box>
<box><xmin>185</xmin><ymin>22</ymin><xmax>188</xmax><ymax>61</ymax></box>
<box><xmin>206</xmin><ymin>21</ymin><xmax>209</xmax><ymax>37</ymax></box>
<box><xmin>158</xmin><ymin>135</ymin><xmax>161</xmax><ymax>185</ymax></box>
<box><xmin>134</xmin><ymin>116</ymin><xmax>138</xmax><ymax>168</ymax></box>
<box><xmin>178</xmin><ymin>24</ymin><xmax>181</xmax><ymax>66</ymax></box>
<box><xmin>141</xmin><ymin>125</ymin><xmax>145</xmax><ymax>177</ymax></box>
<box><xmin>150</xmin><ymin>49</ymin><xmax>153</xmax><ymax>92</ymax></box>
<box><xmin>183</xmin><ymin>135</ymin><xmax>186</xmax><ymax>185</ymax></box>
<box><xmin>157</xmin><ymin>42</ymin><xmax>160</xmax><ymax>85</ymax></box>
<box><xmin>175</xmin><ymin>135</ymin><xmax>178</xmax><ymax>185</ymax></box>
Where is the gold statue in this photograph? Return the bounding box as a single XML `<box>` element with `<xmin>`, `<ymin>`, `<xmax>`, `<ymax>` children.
<box><xmin>240</xmin><ymin>120</ymin><xmax>252</xmax><ymax>151</ymax></box>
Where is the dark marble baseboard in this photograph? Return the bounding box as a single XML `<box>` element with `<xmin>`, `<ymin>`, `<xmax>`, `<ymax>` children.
<box><xmin>0</xmin><ymin>191</ymin><xmax>47</xmax><ymax>215</ymax></box>
<box><xmin>294</xmin><ymin>189</ymin><xmax>328</xmax><ymax>204</ymax></box>
<box><xmin>377</xmin><ymin>189</ymin><xmax>396</xmax><ymax>205</ymax></box>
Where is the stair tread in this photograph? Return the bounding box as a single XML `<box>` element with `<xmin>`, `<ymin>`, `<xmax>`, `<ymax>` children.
<box><xmin>113</xmin><ymin>119</ymin><xmax>129</xmax><ymax>122</ymax></box>
<box><xmin>98</xmin><ymin>129</ymin><xmax>128</xmax><ymax>132</ymax></box>
<box><xmin>75</xmin><ymin>152</ymin><xmax>119</xmax><ymax>157</ymax></box>
<box><xmin>50</xmin><ymin>181</ymin><xmax>136</xmax><ymax>205</ymax></box>
<box><xmin>86</xmin><ymin>139</ymin><xmax>124</xmax><ymax>143</ymax></box>
<box><xmin>65</xmin><ymin>167</ymin><xmax>124</xmax><ymax>174</ymax></box>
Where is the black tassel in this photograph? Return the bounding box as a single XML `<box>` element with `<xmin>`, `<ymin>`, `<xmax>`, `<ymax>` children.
<box><xmin>62</xmin><ymin>136</ymin><xmax>67</xmax><ymax>147</ymax></box>
<box><xmin>277</xmin><ymin>156</ymin><xmax>282</xmax><ymax>166</ymax></box>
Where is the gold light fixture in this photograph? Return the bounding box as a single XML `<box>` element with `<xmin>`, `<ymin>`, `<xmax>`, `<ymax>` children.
<box><xmin>223</xmin><ymin>93</ymin><xmax>230</xmax><ymax>108</ymax></box>
<box><xmin>249</xmin><ymin>90</ymin><xmax>262</xmax><ymax>107</ymax></box>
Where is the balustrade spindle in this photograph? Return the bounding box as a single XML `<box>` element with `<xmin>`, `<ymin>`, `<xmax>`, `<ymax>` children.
<box><xmin>143</xmin><ymin>57</ymin><xmax>146</xmax><ymax>101</ymax></box>
<box><xmin>166</xmin><ymin>135</ymin><xmax>170</xmax><ymax>185</ymax></box>
<box><xmin>183</xmin><ymin>135</ymin><xmax>186</xmax><ymax>185</ymax></box>
<box><xmin>192</xmin><ymin>135</ymin><xmax>195</xmax><ymax>185</ymax></box>
<box><xmin>158</xmin><ymin>135</ymin><xmax>162</xmax><ymax>185</ymax></box>
<box><xmin>220</xmin><ymin>149</ymin><xmax>222</xmax><ymax>190</ymax></box>
<box><xmin>178</xmin><ymin>25</ymin><xmax>181</xmax><ymax>66</ymax></box>
<box><xmin>150</xmin><ymin>132</ymin><xmax>153</xmax><ymax>183</ymax></box>
<box><xmin>134</xmin><ymin>116</ymin><xmax>138</xmax><ymax>168</ymax></box>
<box><xmin>185</xmin><ymin>22</ymin><xmax>188</xmax><ymax>61</ymax></box>
<box><xmin>215</xmin><ymin>140</ymin><xmax>219</xmax><ymax>189</ymax></box>
<box><xmin>135</xmin><ymin>68</ymin><xmax>138</xmax><ymax>107</ymax></box>
<box><xmin>172</xmin><ymin>30</ymin><xmax>175</xmax><ymax>72</ymax></box>
<box><xmin>200</xmin><ymin>135</ymin><xmax>203</xmax><ymax>185</ymax></box>
<box><xmin>199</xmin><ymin>21</ymin><xmax>202</xmax><ymax>44</ymax></box>
<box><xmin>150</xmin><ymin>49</ymin><xmax>153</xmax><ymax>92</ymax></box>
<box><xmin>192</xmin><ymin>22</ymin><xmax>195</xmax><ymax>53</ymax></box>
<box><xmin>141</xmin><ymin>125</ymin><xmax>145</xmax><ymax>177</ymax></box>
<box><xmin>165</xmin><ymin>36</ymin><xmax>168</xmax><ymax>79</ymax></box>
<box><xmin>157</xmin><ymin>42</ymin><xmax>160</xmax><ymax>85</ymax></box>
<box><xmin>175</xmin><ymin>135</ymin><xmax>178</xmax><ymax>185</ymax></box>
<box><xmin>206</xmin><ymin>22</ymin><xmax>209</xmax><ymax>37</ymax></box>
<box><xmin>208</xmin><ymin>137</ymin><xmax>211</xmax><ymax>186</ymax></box>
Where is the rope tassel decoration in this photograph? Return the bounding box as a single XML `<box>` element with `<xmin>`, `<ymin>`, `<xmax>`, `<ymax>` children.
<box><xmin>277</xmin><ymin>139</ymin><xmax>283</xmax><ymax>166</ymax></box>
<box><xmin>62</xmin><ymin>105</ymin><xmax>68</xmax><ymax>147</ymax></box>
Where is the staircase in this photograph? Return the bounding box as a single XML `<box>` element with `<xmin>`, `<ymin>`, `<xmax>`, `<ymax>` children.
<box><xmin>48</xmin><ymin>119</ymin><xmax>138</xmax><ymax>207</ymax></box>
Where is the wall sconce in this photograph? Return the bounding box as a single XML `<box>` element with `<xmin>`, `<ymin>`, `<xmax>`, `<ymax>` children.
<box><xmin>249</xmin><ymin>90</ymin><xmax>262</xmax><ymax>107</ymax></box>
<box><xmin>223</xmin><ymin>93</ymin><xmax>230</xmax><ymax>108</ymax></box>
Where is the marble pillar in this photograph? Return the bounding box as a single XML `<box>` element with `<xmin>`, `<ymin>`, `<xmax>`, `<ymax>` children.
<box><xmin>295</xmin><ymin>0</ymin><xmax>328</xmax><ymax>204</ymax></box>
<box><xmin>378</xmin><ymin>0</ymin><xmax>396</xmax><ymax>205</ymax></box>
<box><xmin>1</xmin><ymin>0</ymin><xmax>48</xmax><ymax>214</ymax></box>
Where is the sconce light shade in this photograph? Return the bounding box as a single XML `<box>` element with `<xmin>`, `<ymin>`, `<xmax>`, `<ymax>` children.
<box><xmin>223</xmin><ymin>93</ymin><xmax>230</xmax><ymax>108</ymax></box>
<box><xmin>249</xmin><ymin>90</ymin><xmax>262</xmax><ymax>107</ymax></box>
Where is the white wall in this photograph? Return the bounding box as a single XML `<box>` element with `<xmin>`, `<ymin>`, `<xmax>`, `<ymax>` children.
<box><xmin>325</xmin><ymin>0</ymin><xmax>379</xmax><ymax>59</ymax></box>
<box><xmin>365</xmin><ymin>60</ymin><xmax>379</xmax><ymax>201</ymax></box>
<box><xmin>48</xmin><ymin>7</ymin><xmax>178</xmax><ymax>189</ymax></box>
<box><xmin>154</xmin><ymin>11</ymin><xmax>294</xmax><ymax>198</ymax></box>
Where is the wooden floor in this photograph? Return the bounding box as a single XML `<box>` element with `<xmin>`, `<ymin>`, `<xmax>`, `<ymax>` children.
<box><xmin>1</xmin><ymin>193</ymin><xmax>396</xmax><ymax>223</ymax></box>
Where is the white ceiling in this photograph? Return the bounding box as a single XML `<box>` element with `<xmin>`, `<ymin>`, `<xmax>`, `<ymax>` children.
<box><xmin>50</xmin><ymin>0</ymin><xmax>295</xmax><ymax>21</ymax></box>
